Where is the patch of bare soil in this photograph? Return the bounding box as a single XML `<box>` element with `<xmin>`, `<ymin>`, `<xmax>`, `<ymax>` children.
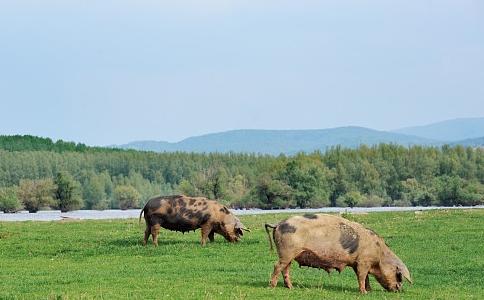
<box><xmin>59</xmin><ymin>216</ymin><xmax>83</xmax><ymax>222</ymax></box>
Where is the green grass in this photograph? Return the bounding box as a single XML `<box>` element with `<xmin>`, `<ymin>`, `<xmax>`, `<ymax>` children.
<box><xmin>1</xmin><ymin>209</ymin><xmax>483</xmax><ymax>299</ymax></box>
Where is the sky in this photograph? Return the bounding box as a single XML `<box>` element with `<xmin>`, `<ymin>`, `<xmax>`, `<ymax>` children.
<box><xmin>1</xmin><ymin>1</ymin><xmax>483</xmax><ymax>146</ymax></box>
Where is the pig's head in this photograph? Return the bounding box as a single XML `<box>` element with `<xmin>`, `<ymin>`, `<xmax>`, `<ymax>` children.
<box><xmin>219</xmin><ymin>216</ymin><xmax>250</xmax><ymax>242</ymax></box>
<box><xmin>370</xmin><ymin>251</ymin><xmax>413</xmax><ymax>292</ymax></box>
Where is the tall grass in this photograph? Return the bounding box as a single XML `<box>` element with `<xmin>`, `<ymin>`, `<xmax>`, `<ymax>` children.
<box><xmin>1</xmin><ymin>209</ymin><xmax>483</xmax><ymax>299</ymax></box>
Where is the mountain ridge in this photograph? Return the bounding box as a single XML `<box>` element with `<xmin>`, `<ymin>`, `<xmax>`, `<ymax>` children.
<box><xmin>390</xmin><ymin>117</ymin><xmax>484</xmax><ymax>141</ymax></box>
<box><xmin>113</xmin><ymin>117</ymin><xmax>484</xmax><ymax>155</ymax></box>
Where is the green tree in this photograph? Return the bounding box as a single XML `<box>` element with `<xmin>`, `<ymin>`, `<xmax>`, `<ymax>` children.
<box><xmin>355</xmin><ymin>160</ymin><xmax>381</xmax><ymax>196</ymax></box>
<box><xmin>115</xmin><ymin>185</ymin><xmax>141</xmax><ymax>210</ymax></box>
<box><xmin>251</xmin><ymin>172</ymin><xmax>291</xmax><ymax>209</ymax></box>
<box><xmin>0</xmin><ymin>187</ymin><xmax>23</xmax><ymax>213</ymax></box>
<box><xmin>16</xmin><ymin>179</ymin><xmax>54</xmax><ymax>213</ymax></box>
<box><xmin>226</xmin><ymin>174</ymin><xmax>249</xmax><ymax>201</ymax></box>
<box><xmin>205</xmin><ymin>164</ymin><xmax>229</xmax><ymax>199</ymax></box>
<box><xmin>407</xmin><ymin>146</ymin><xmax>440</xmax><ymax>186</ymax></box>
<box><xmin>83</xmin><ymin>172</ymin><xmax>110</xmax><ymax>210</ymax></box>
<box><xmin>329</xmin><ymin>162</ymin><xmax>349</xmax><ymax>206</ymax></box>
<box><xmin>434</xmin><ymin>175</ymin><xmax>466</xmax><ymax>206</ymax></box>
<box><xmin>53</xmin><ymin>172</ymin><xmax>83</xmax><ymax>212</ymax></box>
<box><xmin>458</xmin><ymin>180</ymin><xmax>484</xmax><ymax>205</ymax></box>
<box><xmin>125</xmin><ymin>170</ymin><xmax>164</xmax><ymax>203</ymax></box>
<box><xmin>344</xmin><ymin>191</ymin><xmax>362</xmax><ymax>208</ymax></box>
<box><xmin>401</xmin><ymin>178</ymin><xmax>431</xmax><ymax>206</ymax></box>
<box><xmin>281</xmin><ymin>156</ymin><xmax>331</xmax><ymax>208</ymax></box>
<box><xmin>177</xmin><ymin>179</ymin><xmax>197</xmax><ymax>196</ymax></box>
<box><xmin>440</xmin><ymin>145</ymin><xmax>461</xmax><ymax>176</ymax></box>
<box><xmin>186</xmin><ymin>164</ymin><xmax>230</xmax><ymax>200</ymax></box>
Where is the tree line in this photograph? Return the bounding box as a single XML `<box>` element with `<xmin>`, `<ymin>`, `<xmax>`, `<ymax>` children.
<box><xmin>1</xmin><ymin>135</ymin><xmax>483</xmax><ymax>212</ymax></box>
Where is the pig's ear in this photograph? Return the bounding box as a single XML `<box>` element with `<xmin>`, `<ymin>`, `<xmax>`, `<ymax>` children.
<box><xmin>397</xmin><ymin>263</ymin><xmax>413</xmax><ymax>284</ymax></box>
<box><xmin>235</xmin><ymin>220</ymin><xmax>250</xmax><ymax>232</ymax></box>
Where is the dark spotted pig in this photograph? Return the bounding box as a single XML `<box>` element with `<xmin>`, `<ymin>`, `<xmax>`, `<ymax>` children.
<box><xmin>140</xmin><ymin>195</ymin><xmax>250</xmax><ymax>246</ymax></box>
<box><xmin>265</xmin><ymin>214</ymin><xmax>412</xmax><ymax>293</ymax></box>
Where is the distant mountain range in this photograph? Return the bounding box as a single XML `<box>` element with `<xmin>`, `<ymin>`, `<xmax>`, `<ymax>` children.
<box><xmin>112</xmin><ymin>117</ymin><xmax>484</xmax><ymax>155</ymax></box>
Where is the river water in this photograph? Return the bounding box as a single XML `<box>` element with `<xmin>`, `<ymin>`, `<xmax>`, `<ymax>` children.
<box><xmin>1</xmin><ymin>206</ymin><xmax>482</xmax><ymax>222</ymax></box>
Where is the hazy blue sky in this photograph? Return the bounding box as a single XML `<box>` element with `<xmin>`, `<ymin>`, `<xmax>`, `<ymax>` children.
<box><xmin>1</xmin><ymin>1</ymin><xmax>483</xmax><ymax>146</ymax></box>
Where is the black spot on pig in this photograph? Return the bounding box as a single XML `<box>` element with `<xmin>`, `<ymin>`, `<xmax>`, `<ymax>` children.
<box><xmin>278</xmin><ymin>221</ymin><xmax>297</xmax><ymax>234</ymax></box>
<box><xmin>145</xmin><ymin>200</ymin><xmax>161</xmax><ymax>211</ymax></box>
<box><xmin>339</xmin><ymin>223</ymin><xmax>359</xmax><ymax>254</ymax></box>
<box><xmin>178</xmin><ymin>198</ymin><xmax>187</xmax><ymax>207</ymax></box>
<box><xmin>303</xmin><ymin>214</ymin><xmax>318</xmax><ymax>220</ymax></box>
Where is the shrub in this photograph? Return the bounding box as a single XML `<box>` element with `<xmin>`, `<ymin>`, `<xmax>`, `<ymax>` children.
<box><xmin>0</xmin><ymin>187</ymin><xmax>23</xmax><ymax>213</ymax></box>
<box><xmin>392</xmin><ymin>199</ymin><xmax>413</xmax><ymax>207</ymax></box>
<box><xmin>358</xmin><ymin>194</ymin><xmax>385</xmax><ymax>207</ymax></box>
<box><xmin>344</xmin><ymin>191</ymin><xmax>362</xmax><ymax>208</ymax></box>
<box><xmin>16</xmin><ymin>179</ymin><xmax>54</xmax><ymax>213</ymax></box>
<box><xmin>115</xmin><ymin>185</ymin><xmax>141</xmax><ymax>210</ymax></box>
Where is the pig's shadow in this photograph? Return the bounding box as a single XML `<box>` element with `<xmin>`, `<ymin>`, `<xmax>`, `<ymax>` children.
<box><xmin>112</xmin><ymin>237</ymin><xmax>200</xmax><ymax>247</ymax></box>
<box><xmin>234</xmin><ymin>279</ymin><xmax>360</xmax><ymax>293</ymax></box>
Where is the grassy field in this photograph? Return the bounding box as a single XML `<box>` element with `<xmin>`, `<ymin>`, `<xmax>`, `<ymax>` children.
<box><xmin>1</xmin><ymin>209</ymin><xmax>483</xmax><ymax>299</ymax></box>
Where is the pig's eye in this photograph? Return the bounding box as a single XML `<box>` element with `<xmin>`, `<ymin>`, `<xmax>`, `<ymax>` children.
<box><xmin>396</xmin><ymin>272</ymin><xmax>403</xmax><ymax>283</ymax></box>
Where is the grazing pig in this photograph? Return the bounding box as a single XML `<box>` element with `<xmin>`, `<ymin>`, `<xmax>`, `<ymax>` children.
<box><xmin>139</xmin><ymin>195</ymin><xmax>250</xmax><ymax>246</ymax></box>
<box><xmin>265</xmin><ymin>214</ymin><xmax>412</xmax><ymax>293</ymax></box>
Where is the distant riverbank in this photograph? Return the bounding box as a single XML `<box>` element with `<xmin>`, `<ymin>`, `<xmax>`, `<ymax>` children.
<box><xmin>1</xmin><ymin>205</ymin><xmax>482</xmax><ymax>222</ymax></box>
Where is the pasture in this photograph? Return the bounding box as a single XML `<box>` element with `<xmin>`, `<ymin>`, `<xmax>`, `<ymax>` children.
<box><xmin>1</xmin><ymin>209</ymin><xmax>483</xmax><ymax>299</ymax></box>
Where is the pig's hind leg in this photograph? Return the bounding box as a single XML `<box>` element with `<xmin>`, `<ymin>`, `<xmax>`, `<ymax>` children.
<box><xmin>270</xmin><ymin>258</ymin><xmax>294</xmax><ymax>288</ymax></box>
